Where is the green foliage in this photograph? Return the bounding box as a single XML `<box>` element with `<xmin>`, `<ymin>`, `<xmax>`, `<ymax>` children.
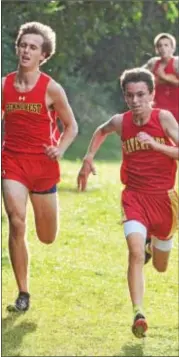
<box><xmin>62</xmin><ymin>74</ymin><xmax>117</xmax><ymax>134</ymax></box>
<box><xmin>2</xmin><ymin>0</ymin><xmax>178</xmax><ymax>124</ymax></box>
<box><xmin>2</xmin><ymin>0</ymin><xmax>178</xmax><ymax>78</ymax></box>
<box><xmin>157</xmin><ymin>0</ymin><xmax>179</xmax><ymax>22</ymax></box>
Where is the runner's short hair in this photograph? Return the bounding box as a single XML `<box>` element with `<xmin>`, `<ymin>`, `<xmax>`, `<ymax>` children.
<box><xmin>154</xmin><ymin>33</ymin><xmax>176</xmax><ymax>52</ymax></box>
<box><xmin>120</xmin><ymin>67</ymin><xmax>155</xmax><ymax>93</ymax></box>
<box><xmin>15</xmin><ymin>21</ymin><xmax>56</xmax><ymax>64</ymax></box>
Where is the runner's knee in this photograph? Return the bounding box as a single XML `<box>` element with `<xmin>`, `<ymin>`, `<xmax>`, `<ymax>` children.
<box><xmin>152</xmin><ymin>237</ymin><xmax>172</xmax><ymax>272</ymax></box>
<box><xmin>124</xmin><ymin>220</ymin><xmax>146</xmax><ymax>264</ymax></box>
<box><xmin>128</xmin><ymin>248</ymin><xmax>145</xmax><ymax>264</ymax></box>
<box><xmin>153</xmin><ymin>262</ymin><xmax>168</xmax><ymax>273</ymax></box>
<box><xmin>38</xmin><ymin>235</ymin><xmax>56</xmax><ymax>244</ymax></box>
<box><xmin>37</xmin><ymin>226</ymin><xmax>59</xmax><ymax>244</ymax></box>
<box><xmin>7</xmin><ymin>211</ymin><xmax>26</xmax><ymax>237</ymax></box>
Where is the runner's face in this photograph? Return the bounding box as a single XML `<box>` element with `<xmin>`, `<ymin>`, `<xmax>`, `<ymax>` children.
<box><xmin>17</xmin><ymin>34</ymin><xmax>46</xmax><ymax>69</ymax></box>
<box><xmin>124</xmin><ymin>82</ymin><xmax>154</xmax><ymax>115</ymax></box>
<box><xmin>156</xmin><ymin>38</ymin><xmax>174</xmax><ymax>59</ymax></box>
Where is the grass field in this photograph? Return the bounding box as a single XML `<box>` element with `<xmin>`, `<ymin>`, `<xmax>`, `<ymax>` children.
<box><xmin>2</xmin><ymin>160</ymin><xmax>179</xmax><ymax>357</ymax></box>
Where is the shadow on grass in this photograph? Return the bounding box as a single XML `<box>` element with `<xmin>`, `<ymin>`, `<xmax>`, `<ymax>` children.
<box><xmin>2</xmin><ymin>313</ymin><xmax>37</xmax><ymax>357</ymax></box>
<box><xmin>114</xmin><ymin>341</ymin><xmax>145</xmax><ymax>356</ymax></box>
<box><xmin>116</xmin><ymin>325</ymin><xmax>179</xmax><ymax>356</ymax></box>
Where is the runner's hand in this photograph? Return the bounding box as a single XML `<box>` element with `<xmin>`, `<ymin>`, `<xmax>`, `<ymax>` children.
<box><xmin>43</xmin><ymin>144</ymin><xmax>63</xmax><ymax>160</ymax></box>
<box><xmin>77</xmin><ymin>159</ymin><xmax>96</xmax><ymax>191</ymax></box>
<box><xmin>137</xmin><ymin>132</ymin><xmax>157</xmax><ymax>149</ymax></box>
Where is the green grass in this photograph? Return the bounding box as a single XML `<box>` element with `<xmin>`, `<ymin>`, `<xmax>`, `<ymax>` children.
<box><xmin>2</xmin><ymin>160</ymin><xmax>179</xmax><ymax>357</ymax></box>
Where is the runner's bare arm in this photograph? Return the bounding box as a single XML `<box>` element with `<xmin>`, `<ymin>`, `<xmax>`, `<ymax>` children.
<box><xmin>157</xmin><ymin>71</ymin><xmax>179</xmax><ymax>85</ymax></box>
<box><xmin>45</xmin><ymin>79</ymin><xmax>78</xmax><ymax>158</ymax></box>
<box><xmin>162</xmin><ymin>56</ymin><xmax>179</xmax><ymax>85</ymax></box>
<box><xmin>143</xmin><ymin>57</ymin><xmax>179</xmax><ymax>84</ymax></box>
<box><xmin>1</xmin><ymin>77</ymin><xmax>6</xmax><ymax>119</ymax></box>
<box><xmin>77</xmin><ymin>114</ymin><xmax>123</xmax><ymax>191</ymax></box>
<box><xmin>173</xmin><ymin>56</ymin><xmax>179</xmax><ymax>74</ymax></box>
<box><xmin>155</xmin><ymin>57</ymin><xmax>179</xmax><ymax>85</ymax></box>
<box><xmin>143</xmin><ymin>57</ymin><xmax>158</xmax><ymax>72</ymax></box>
<box><xmin>83</xmin><ymin>114</ymin><xmax>123</xmax><ymax>162</ymax></box>
<box><xmin>160</xmin><ymin>109</ymin><xmax>179</xmax><ymax>151</ymax></box>
<box><xmin>137</xmin><ymin>110</ymin><xmax>179</xmax><ymax>160</ymax></box>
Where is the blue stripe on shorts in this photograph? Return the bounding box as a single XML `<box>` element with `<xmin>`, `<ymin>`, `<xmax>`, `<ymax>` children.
<box><xmin>31</xmin><ymin>185</ymin><xmax>57</xmax><ymax>194</ymax></box>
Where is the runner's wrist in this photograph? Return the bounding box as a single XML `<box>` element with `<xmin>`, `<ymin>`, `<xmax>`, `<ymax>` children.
<box><xmin>83</xmin><ymin>155</ymin><xmax>93</xmax><ymax>165</ymax></box>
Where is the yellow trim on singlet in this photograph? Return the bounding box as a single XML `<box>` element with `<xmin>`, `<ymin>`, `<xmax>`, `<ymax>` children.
<box><xmin>120</xmin><ymin>205</ymin><xmax>126</xmax><ymax>223</ymax></box>
<box><xmin>167</xmin><ymin>189</ymin><xmax>179</xmax><ymax>238</ymax></box>
<box><xmin>120</xmin><ymin>193</ymin><xmax>127</xmax><ymax>224</ymax></box>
